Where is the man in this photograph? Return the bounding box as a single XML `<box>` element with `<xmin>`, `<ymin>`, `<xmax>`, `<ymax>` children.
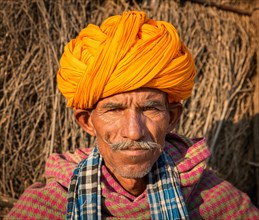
<box><xmin>6</xmin><ymin>11</ymin><xmax>259</xmax><ymax>219</ymax></box>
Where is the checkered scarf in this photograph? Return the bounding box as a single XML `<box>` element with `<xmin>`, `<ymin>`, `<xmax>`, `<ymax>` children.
<box><xmin>66</xmin><ymin>147</ymin><xmax>189</xmax><ymax>219</ymax></box>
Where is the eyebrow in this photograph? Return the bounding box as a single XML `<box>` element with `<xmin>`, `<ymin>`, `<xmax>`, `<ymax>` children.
<box><xmin>100</xmin><ymin>99</ymin><xmax>167</xmax><ymax>109</ymax></box>
<box><xmin>101</xmin><ymin>102</ymin><xmax>125</xmax><ymax>109</ymax></box>
<box><xmin>144</xmin><ymin>100</ymin><xmax>165</xmax><ymax>107</ymax></box>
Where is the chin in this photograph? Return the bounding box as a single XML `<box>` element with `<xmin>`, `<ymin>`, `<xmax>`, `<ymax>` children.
<box><xmin>115</xmin><ymin>164</ymin><xmax>153</xmax><ymax>179</ymax></box>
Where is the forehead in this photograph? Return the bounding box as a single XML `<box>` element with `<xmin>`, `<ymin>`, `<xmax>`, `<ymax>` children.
<box><xmin>96</xmin><ymin>88</ymin><xmax>168</xmax><ymax>107</ymax></box>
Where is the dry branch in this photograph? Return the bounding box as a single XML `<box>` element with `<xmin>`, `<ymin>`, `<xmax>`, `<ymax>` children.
<box><xmin>186</xmin><ymin>0</ymin><xmax>255</xmax><ymax>16</ymax></box>
<box><xmin>0</xmin><ymin>0</ymin><xmax>257</xmax><ymax>211</ymax></box>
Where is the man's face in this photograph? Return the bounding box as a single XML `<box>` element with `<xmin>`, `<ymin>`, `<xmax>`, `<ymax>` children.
<box><xmin>82</xmin><ymin>88</ymin><xmax>175</xmax><ymax>179</ymax></box>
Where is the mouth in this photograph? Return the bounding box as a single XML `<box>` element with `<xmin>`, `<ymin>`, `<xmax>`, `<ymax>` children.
<box><xmin>119</xmin><ymin>147</ymin><xmax>149</xmax><ymax>151</ymax></box>
<box><xmin>118</xmin><ymin>148</ymin><xmax>152</xmax><ymax>157</ymax></box>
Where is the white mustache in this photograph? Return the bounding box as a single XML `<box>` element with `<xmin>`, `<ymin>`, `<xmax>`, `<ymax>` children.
<box><xmin>107</xmin><ymin>140</ymin><xmax>162</xmax><ymax>151</ymax></box>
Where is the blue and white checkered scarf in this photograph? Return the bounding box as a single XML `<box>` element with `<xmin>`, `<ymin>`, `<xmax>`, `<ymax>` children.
<box><xmin>67</xmin><ymin>147</ymin><xmax>189</xmax><ymax>219</ymax></box>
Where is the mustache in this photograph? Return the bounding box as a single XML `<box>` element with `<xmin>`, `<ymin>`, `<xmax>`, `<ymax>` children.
<box><xmin>104</xmin><ymin>139</ymin><xmax>162</xmax><ymax>151</ymax></box>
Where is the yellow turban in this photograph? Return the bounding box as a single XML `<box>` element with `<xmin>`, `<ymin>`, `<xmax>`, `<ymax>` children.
<box><xmin>57</xmin><ymin>11</ymin><xmax>196</xmax><ymax>109</ymax></box>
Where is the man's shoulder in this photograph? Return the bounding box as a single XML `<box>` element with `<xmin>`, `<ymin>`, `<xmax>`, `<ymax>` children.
<box><xmin>165</xmin><ymin>133</ymin><xmax>210</xmax><ymax>187</ymax></box>
<box><xmin>188</xmin><ymin>169</ymin><xmax>259</xmax><ymax>218</ymax></box>
<box><xmin>5</xmin><ymin>181</ymin><xmax>67</xmax><ymax>219</ymax></box>
<box><xmin>5</xmin><ymin>147</ymin><xmax>93</xmax><ymax>219</ymax></box>
<box><xmin>165</xmin><ymin>133</ymin><xmax>259</xmax><ymax>218</ymax></box>
<box><xmin>44</xmin><ymin>147</ymin><xmax>93</xmax><ymax>187</ymax></box>
<box><xmin>165</xmin><ymin>133</ymin><xmax>210</xmax><ymax>167</ymax></box>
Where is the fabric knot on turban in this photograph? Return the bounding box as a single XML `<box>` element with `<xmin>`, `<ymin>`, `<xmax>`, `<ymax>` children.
<box><xmin>57</xmin><ymin>11</ymin><xmax>196</xmax><ymax>109</ymax></box>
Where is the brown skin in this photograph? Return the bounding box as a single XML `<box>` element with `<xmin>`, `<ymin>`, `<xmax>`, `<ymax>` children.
<box><xmin>74</xmin><ymin>88</ymin><xmax>182</xmax><ymax>196</ymax></box>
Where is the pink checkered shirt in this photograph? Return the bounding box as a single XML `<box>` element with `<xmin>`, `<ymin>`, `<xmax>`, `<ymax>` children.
<box><xmin>6</xmin><ymin>133</ymin><xmax>259</xmax><ymax>219</ymax></box>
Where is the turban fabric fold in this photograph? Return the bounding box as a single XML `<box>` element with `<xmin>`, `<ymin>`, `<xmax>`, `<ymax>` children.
<box><xmin>57</xmin><ymin>11</ymin><xmax>196</xmax><ymax>109</ymax></box>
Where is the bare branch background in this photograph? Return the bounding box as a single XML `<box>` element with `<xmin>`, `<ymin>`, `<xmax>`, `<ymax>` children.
<box><xmin>0</xmin><ymin>0</ymin><xmax>258</xmax><ymax>216</ymax></box>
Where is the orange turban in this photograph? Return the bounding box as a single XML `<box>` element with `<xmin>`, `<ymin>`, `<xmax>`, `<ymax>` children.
<box><xmin>57</xmin><ymin>11</ymin><xmax>196</xmax><ymax>109</ymax></box>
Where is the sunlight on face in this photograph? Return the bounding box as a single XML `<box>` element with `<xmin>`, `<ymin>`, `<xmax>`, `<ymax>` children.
<box><xmin>90</xmin><ymin>88</ymin><xmax>171</xmax><ymax>179</ymax></box>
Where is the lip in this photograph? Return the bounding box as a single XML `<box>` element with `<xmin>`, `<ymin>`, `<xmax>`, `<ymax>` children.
<box><xmin>118</xmin><ymin>149</ymin><xmax>150</xmax><ymax>157</ymax></box>
<box><xmin>122</xmin><ymin>147</ymin><xmax>147</xmax><ymax>151</ymax></box>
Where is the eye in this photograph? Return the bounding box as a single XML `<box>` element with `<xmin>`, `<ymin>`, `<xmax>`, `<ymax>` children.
<box><xmin>107</xmin><ymin>107</ymin><xmax>124</xmax><ymax>112</ymax></box>
<box><xmin>142</xmin><ymin>106</ymin><xmax>158</xmax><ymax>111</ymax></box>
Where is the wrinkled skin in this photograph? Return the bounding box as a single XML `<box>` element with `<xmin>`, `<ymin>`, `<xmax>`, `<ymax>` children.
<box><xmin>74</xmin><ymin>88</ymin><xmax>182</xmax><ymax>196</ymax></box>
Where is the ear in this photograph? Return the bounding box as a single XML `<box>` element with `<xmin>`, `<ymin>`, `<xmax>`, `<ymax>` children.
<box><xmin>167</xmin><ymin>102</ymin><xmax>183</xmax><ymax>132</ymax></box>
<box><xmin>74</xmin><ymin>109</ymin><xmax>96</xmax><ymax>136</ymax></box>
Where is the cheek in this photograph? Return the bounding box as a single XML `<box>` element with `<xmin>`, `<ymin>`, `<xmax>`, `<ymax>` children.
<box><xmin>96</xmin><ymin>137</ymin><xmax>113</xmax><ymax>162</ymax></box>
<box><xmin>92</xmin><ymin>116</ymin><xmax>121</xmax><ymax>141</ymax></box>
<box><xmin>102</xmin><ymin>119</ymin><xmax>131</xmax><ymax>143</ymax></box>
<box><xmin>146</xmin><ymin>117</ymin><xmax>169</xmax><ymax>143</ymax></box>
<box><xmin>101</xmin><ymin>125</ymin><xmax>121</xmax><ymax>143</ymax></box>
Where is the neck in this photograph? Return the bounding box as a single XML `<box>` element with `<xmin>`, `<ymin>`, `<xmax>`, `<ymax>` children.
<box><xmin>105</xmin><ymin>166</ymin><xmax>148</xmax><ymax>196</ymax></box>
<box><xmin>116</xmin><ymin>174</ymin><xmax>148</xmax><ymax>196</ymax></box>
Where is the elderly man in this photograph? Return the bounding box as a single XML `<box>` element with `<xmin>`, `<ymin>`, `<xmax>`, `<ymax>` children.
<box><xmin>7</xmin><ymin>11</ymin><xmax>259</xmax><ymax>219</ymax></box>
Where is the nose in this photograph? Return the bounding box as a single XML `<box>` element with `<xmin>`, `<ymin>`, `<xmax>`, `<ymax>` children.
<box><xmin>121</xmin><ymin>109</ymin><xmax>145</xmax><ymax>141</ymax></box>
